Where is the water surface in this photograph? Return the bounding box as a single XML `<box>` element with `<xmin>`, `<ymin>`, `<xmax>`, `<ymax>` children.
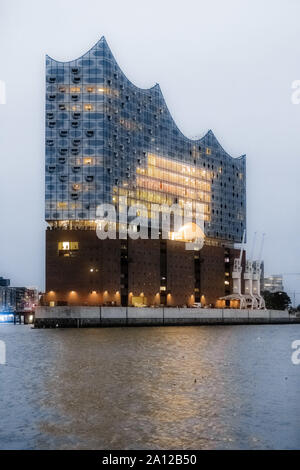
<box><xmin>0</xmin><ymin>324</ymin><xmax>299</xmax><ymax>449</ymax></box>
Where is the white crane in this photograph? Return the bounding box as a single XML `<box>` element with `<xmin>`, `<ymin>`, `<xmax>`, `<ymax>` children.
<box><xmin>219</xmin><ymin>229</ymin><xmax>248</xmax><ymax>309</ymax></box>
<box><xmin>252</xmin><ymin>233</ymin><xmax>266</xmax><ymax>309</ymax></box>
<box><xmin>244</xmin><ymin>232</ymin><xmax>258</xmax><ymax>309</ymax></box>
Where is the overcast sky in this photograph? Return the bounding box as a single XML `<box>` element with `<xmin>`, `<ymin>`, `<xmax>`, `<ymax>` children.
<box><xmin>0</xmin><ymin>0</ymin><xmax>299</xmax><ymax>304</ymax></box>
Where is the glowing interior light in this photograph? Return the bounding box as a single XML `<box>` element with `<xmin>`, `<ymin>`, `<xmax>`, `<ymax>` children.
<box><xmin>169</xmin><ymin>222</ymin><xmax>204</xmax><ymax>243</ymax></box>
<box><xmin>84</xmin><ymin>104</ymin><xmax>93</xmax><ymax>111</ymax></box>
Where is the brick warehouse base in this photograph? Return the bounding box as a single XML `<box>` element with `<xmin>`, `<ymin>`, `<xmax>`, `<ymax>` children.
<box><xmin>35</xmin><ymin>306</ymin><xmax>300</xmax><ymax>328</ymax></box>
<box><xmin>44</xmin><ymin>229</ymin><xmax>245</xmax><ymax>308</ymax></box>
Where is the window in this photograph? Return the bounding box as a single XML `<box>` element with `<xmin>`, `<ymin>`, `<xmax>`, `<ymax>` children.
<box><xmin>58</xmin><ymin>241</ymin><xmax>79</xmax><ymax>257</ymax></box>
<box><xmin>57</xmin><ymin>202</ymin><xmax>68</xmax><ymax>209</ymax></box>
<box><xmin>58</xmin><ymin>241</ymin><xmax>78</xmax><ymax>250</ymax></box>
<box><xmin>206</xmin><ymin>148</ymin><xmax>211</xmax><ymax>155</ymax></box>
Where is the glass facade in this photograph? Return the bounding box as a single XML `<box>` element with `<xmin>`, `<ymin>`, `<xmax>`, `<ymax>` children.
<box><xmin>45</xmin><ymin>37</ymin><xmax>246</xmax><ymax>243</ymax></box>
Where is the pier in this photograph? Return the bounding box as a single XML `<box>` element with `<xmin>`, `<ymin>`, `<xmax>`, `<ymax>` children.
<box><xmin>34</xmin><ymin>306</ymin><xmax>300</xmax><ymax>328</ymax></box>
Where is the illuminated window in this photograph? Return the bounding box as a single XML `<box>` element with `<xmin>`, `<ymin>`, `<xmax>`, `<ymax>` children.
<box><xmin>57</xmin><ymin>202</ymin><xmax>68</xmax><ymax>209</ymax></box>
<box><xmin>58</xmin><ymin>241</ymin><xmax>79</xmax><ymax>257</ymax></box>
<box><xmin>84</xmin><ymin>104</ymin><xmax>93</xmax><ymax>111</ymax></box>
<box><xmin>132</xmin><ymin>296</ymin><xmax>147</xmax><ymax>307</ymax></box>
<box><xmin>206</xmin><ymin>148</ymin><xmax>211</xmax><ymax>155</ymax></box>
<box><xmin>83</xmin><ymin>157</ymin><xmax>93</xmax><ymax>165</ymax></box>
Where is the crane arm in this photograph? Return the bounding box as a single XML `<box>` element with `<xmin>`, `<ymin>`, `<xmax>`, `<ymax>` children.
<box><xmin>239</xmin><ymin>229</ymin><xmax>246</xmax><ymax>264</ymax></box>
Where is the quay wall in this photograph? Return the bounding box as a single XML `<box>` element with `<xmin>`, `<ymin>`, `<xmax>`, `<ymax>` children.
<box><xmin>34</xmin><ymin>306</ymin><xmax>300</xmax><ymax>328</ymax></box>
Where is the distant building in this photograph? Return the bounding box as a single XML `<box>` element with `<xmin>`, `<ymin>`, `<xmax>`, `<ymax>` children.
<box><xmin>0</xmin><ymin>279</ymin><xmax>38</xmax><ymax>313</ymax></box>
<box><xmin>15</xmin><ymin>288</ymin><xmax>39</xmax><ymax>311</ymax></box>
<box><xmin>0</xmin><ymin>277</ymin><xmax>10</xmax><ymax>287</ymax></box>
<box><xmin>0</xmin><ymin>286</ymin><xmax>16</xmax><ymax>312</ymax></box>
<box><xmin>263</xmin><ymin>274</ymin><xmax>284</xmax><ymax>293</ymax></box>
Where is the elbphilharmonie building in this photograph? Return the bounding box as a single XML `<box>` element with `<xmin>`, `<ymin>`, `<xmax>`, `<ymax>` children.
<box><xmin>45</xmin><ymin>37</ymin><xmax>246</xmax><ymax>308</ymax></box>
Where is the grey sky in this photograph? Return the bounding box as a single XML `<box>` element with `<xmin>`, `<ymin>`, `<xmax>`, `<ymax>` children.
<box><xmin>0</xmin><ymin>0</ymin><xmax>299</xmax><ymax>303</ymax></box>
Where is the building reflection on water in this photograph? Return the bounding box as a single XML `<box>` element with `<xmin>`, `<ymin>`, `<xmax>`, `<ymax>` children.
<box><xmin>38</xmin><ymin>327</ymin><xmax>245</xmax><ymax>450</ymax></box>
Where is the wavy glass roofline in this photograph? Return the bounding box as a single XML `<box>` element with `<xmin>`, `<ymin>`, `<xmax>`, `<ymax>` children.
<box><xmin>46</xmin><ymin>36</ymin><xmax>245</xmax><ymax>161</ymax></box>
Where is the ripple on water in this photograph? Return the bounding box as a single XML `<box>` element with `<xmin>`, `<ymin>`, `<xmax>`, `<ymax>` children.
<box><xmin>0</xmin><ymin>324</ymin><xmax>299</xmax><ymax>449</ymax></box>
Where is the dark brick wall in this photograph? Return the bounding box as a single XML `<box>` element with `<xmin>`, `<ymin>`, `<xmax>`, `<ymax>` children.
<box><xmin>166</xmin><ymin>241</ymin><xmax>195</xmax><ymax>306</ymax></box>
<box><xmin>128</xmin><ymin>239</ymin><xmax>161</xmax><ymax>305</ymax></box>
<box><xmin>45</xmin><ymin>230</ymin><xmax>244</xmax><ymax>307</ymax></box>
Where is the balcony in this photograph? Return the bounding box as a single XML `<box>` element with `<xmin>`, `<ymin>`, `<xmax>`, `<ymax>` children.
<box><xmin>72</xmin><ymin>166</ymin><xmax>81</xmax><ymax>173</ymax></box>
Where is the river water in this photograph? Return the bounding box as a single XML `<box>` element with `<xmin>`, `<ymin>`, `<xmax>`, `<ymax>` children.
<box><xmin>0</xmin><ymin>324</ymin><xmax>299</xmax><ymax>450</ymax></box>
